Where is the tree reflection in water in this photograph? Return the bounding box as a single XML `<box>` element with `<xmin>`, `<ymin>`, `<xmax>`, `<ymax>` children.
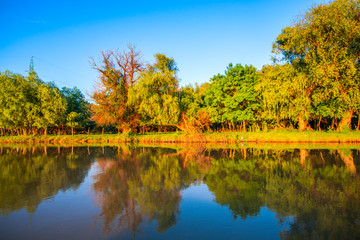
<box><xmin>91</xmin><ymin>146</ymin><xmax>360</xmax><ymax>240</ymax></box>
<box><xmin>0</xmin><ymin>146</ymin><xmax>94</xmax><ymax>216</ymax></box>
<box><xmin>0</xmin><ymin>145</ymin><xmax>359</xmax><ymax>239</ymax></box>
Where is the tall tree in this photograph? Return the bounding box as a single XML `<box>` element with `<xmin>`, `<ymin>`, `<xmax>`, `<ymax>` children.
<box><xmin>257</xmin><ymin>64</ymin><xmax>312</xmax><ymax>131</ymax></box>
<box><xmin>128</xmin><ymin>54</ymin><xmax>180</xmax><ymax>130</ymax></box>
<box><xmin>0</xmin><ymin>71</ymin><xmax>43</xmax><ymax>135</ymax></box>
<box><xmin>274</xmin><ymin>0</ymin><xmax>360</xmax><ymax>130</ymax></box>
<box><xmin>62</xmin><ymin>87</ymin><xmax>90</xmax><ymax>133</ymax></box>
<box><xmin>0</xmin><ymin>71</ymin><xmax>30</xmax><ymax>133</ymax></box>
<box><xmin>205</xmin><ymin>64</ymin><xmax>260</xmax><ymax>131</ymax></box>
<box><xmin>90</xmin><ymin>45</ymin><xmax>144</xmax><ymax>132</ymax></box>
<box><xmin>35</xmin><ymin>83</ymin><xmax>67</xmax><ymax>135</ymax></box>
<box><xmin>178</xmin><ymin>83</ymin><xmax>211</xmax><ymax>132</ymax></box>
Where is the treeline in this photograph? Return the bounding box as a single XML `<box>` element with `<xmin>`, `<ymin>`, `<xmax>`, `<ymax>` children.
<box><xmin>1</xmin><ymin>0</ymin><xmax>360</xmax><ymax>135</ymax></box>
<box><xmin>89</xmin><ymin>0</ymin><xmax>360</xmax><ymax>133</ymax></box>
<box><xmin>0</xmin><ymin>70</ymin><xmax>90</xmax><ymax>135</ymax></box>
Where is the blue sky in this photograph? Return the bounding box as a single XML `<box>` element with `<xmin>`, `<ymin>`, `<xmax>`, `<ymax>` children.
<box><xmin>1</xmin><ymin>0</ymin><xmax>325</xmax><ymax>96</ymax></box>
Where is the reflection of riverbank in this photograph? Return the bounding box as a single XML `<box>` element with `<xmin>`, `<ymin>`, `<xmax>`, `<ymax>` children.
<box><xmin>1</xmin><ymin>130</ymin><xmax>360</xmax><ymax>144</ymax></box>
<box><xmin>89</xmin><ymin>146</ymin><xmax>360</xmax><ymax>238</ymax></box>
<box><xmin>0</xmin><ymin>146</ymin><xmax>95</xmax><ymax>217</ymax></box>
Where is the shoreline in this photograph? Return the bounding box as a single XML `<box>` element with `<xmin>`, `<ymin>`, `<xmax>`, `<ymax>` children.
<box><xmin>1</xmin><ymin>131</ymin><xmax>360</xmax><ymax>144</ymax></box>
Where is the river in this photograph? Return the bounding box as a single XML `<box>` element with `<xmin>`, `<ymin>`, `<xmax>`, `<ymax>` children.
<box><xmin>0</xmin><ymin>145</ymin><xmax>359</xmax><ymax>239</ymax></box>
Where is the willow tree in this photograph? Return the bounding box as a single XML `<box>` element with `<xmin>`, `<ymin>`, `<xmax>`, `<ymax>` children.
<box><xmin>128</xmin><ymin>54</ymin><xmax>180</xmax><ymax>131</ymax></box>
<box><xmin>90</xmin><ymin>44</ymin><xmax>143</xmax><ymax>133</ymax></box>
<box><xmin>257</xmin><ymin>64</ymin><xmax>312</xmax><ymax>131</ymax></box>
<box><xmin>274</xmin><ymin>0</ymin><xmax>360</xmax><ymax>130</ymax></box>
<box><xmin>178</xmin><ymin>83</ymin><xmax>211</xmax><ymax>132</ymax></box>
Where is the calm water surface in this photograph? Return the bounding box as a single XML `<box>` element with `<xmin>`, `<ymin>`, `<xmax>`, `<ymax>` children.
<box><xmin>0</xmin><ymin>145</ymin><xmax>359</xmax><ymax>240</ymax></box>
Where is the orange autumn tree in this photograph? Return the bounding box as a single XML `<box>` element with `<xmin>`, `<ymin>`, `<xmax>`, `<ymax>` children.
<box><xmin>90</xmin><ymin>44</ymin><xmax>144</xmax><ymax>133</ymax></box>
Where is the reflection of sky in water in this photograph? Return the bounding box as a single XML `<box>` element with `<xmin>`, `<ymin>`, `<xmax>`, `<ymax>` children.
<box><xmin>181</xmin><ymin>183</ymin><xmax>214</xmax><ymax>202</ymax></box>
<box><xmin>166</xmin><ymin>184</ymin><xmax>289</xmax><ymax>240</ymax></box>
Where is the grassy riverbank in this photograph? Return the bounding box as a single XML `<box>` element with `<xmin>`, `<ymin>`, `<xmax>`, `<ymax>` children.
<box><xmin>1</xmin><ymin>130</ymin><xmax>360</xmax><ymax>144</ymax></box>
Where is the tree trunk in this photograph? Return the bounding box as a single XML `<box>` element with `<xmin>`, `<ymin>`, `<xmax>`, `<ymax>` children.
<box><xmin>338</xmin><ymin>109</ymin><xmax>353</xmax><ymax>131</ymax></box>
<box><xmin>357</xmin><ymin>112</ymin><xmax>360</xmax><ymax>131</ymax></box>
<box><xmin>317</xmin><ymin>116</ymin><xmax>322</xmax><ymax>131</ymax></box>
<box><xmin>331</xmin><ymin>117</ymin><xmax>335</xmax><ymax>130</ymax></box>
<box><xmin>298</xmin><ymin>113</ymin><xmax>306</xmax><ymax>132</ymax></box>
<box><xmin>44</xmin><ymin>127</ymin><xmax>47</xmax><ymax>136</ymax></box>
<box><xmin>71</xmin><ymin>127</ymin><xmax>74</xmax><ymax>136</ymax></box>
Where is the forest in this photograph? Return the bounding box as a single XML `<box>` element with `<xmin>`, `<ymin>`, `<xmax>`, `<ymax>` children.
<box><xmin>0</xmin><ymin>0</ymin><xmax>359</xmax><ymax>135</ymax></box>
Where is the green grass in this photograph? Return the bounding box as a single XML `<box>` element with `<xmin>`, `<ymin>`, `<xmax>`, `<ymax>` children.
<box><xmin>1</xmin><ymin>130</ymin><xmax>360</xmax><ymax>144</ymax></box>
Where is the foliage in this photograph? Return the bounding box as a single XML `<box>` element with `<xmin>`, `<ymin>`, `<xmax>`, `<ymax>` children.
<box><xmin>205</xmin><ymin>64</ymin><xmax>260</xmax><ymax>130</ymax></box>
<box><xmin>178</xmin><ymin>83</ymin><xmax>211</xmax><ymax>132</ymax></box>
<box><xmin>273</xmin><ymin>0</ymin><xmax>360</xmax><ymax>130</ymax></box>
<box><xmin>90</xmin><ymin>45</ymin><xmax>143</xmax><ymax>132</ymax></box>
<box><xmin>35</xmin><ymin>82</ymin><xmax>67</xmax><ymax>134</ymax></box>
<box><xmin>257</xmin><ymin>64</ymin><xmax>312</xmax><ymax>130</ymax></box>
<box><xmin>62</xmin><ymin>87</ymin><xmax>90</xmax><ymax>129</ymax></box>
<box><xmin>0</xmin><ymin>71</ymin><xmax>66</xmax><ymax>135</ymax></box>
<box><xmin>128</xmin><ymin>54</ymin><xmax>181</xmax><ymax>128</ymax></box>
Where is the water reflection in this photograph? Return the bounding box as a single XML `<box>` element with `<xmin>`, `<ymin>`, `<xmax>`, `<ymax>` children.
<box><xmin>92</xmin><ymin>146</ymin><xmax>192</xmax><ymax>236</ymax></box>
<box><xmin>91</xmin><ymin>146</ymin><xmax>360</xmax><ymax>239</ymax></box>
<box><xmin>0</xmin><ymin>146</ymin><xmax>94</xmax><ymax>216</ymax></box>
<box><xmin>0</xmin><ymin>145</ymin><xmax>359</xmax><ymax>239</ymax></box>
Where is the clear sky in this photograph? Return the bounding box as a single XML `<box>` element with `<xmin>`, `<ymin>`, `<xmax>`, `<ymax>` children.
<box><xmin>1</xmin><ymin>0</ymin><xmax>326</xmax><ymax>96</ymax></box>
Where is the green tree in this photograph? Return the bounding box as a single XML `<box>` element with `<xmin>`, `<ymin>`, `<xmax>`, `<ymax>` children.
<box><xmin>66</xmin><ymin>112</ymin><xmax>80</xmax><ymax>135</ymax></box>
<box><xmin>0</xmin><ymin>71</ymin><xmax>42</xmax><ymax>135</ymax></box>
<box><xmin>274</xmin><ymin>0</ymin><xmax>360</xmax><ymax>130</ymax></box>
<box><xmin>62</xmin><ymin>87</ymin><xmax>91</xmax><ymax>133</ymax></box>
<box><xmin>128</xmin><ymin>54</ymin><xmax>180</xmax><ymax>130</ymax></box>
<box><xmin>0</xmin><ymin>71</ymin><xmax>29</xmax><ymax>133</ymax></box>
<box><xmin>35</xmin><ymin>83</ymin><xmax>67</xmax><ymax>135</ymax></box>
<box><xmin>0</xmin><ymin>70</ymin><xmax>68</xmax><ymax>135</ymax></box>
<box><xmin>257</xmin><ymin>64</ymin><xmax>312</xmax><ymax>130</ymax></box>
<box><xmin>205</xmin><ymin>64</ymin><xmax>260</xmax><ymax>131</ymax></box>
